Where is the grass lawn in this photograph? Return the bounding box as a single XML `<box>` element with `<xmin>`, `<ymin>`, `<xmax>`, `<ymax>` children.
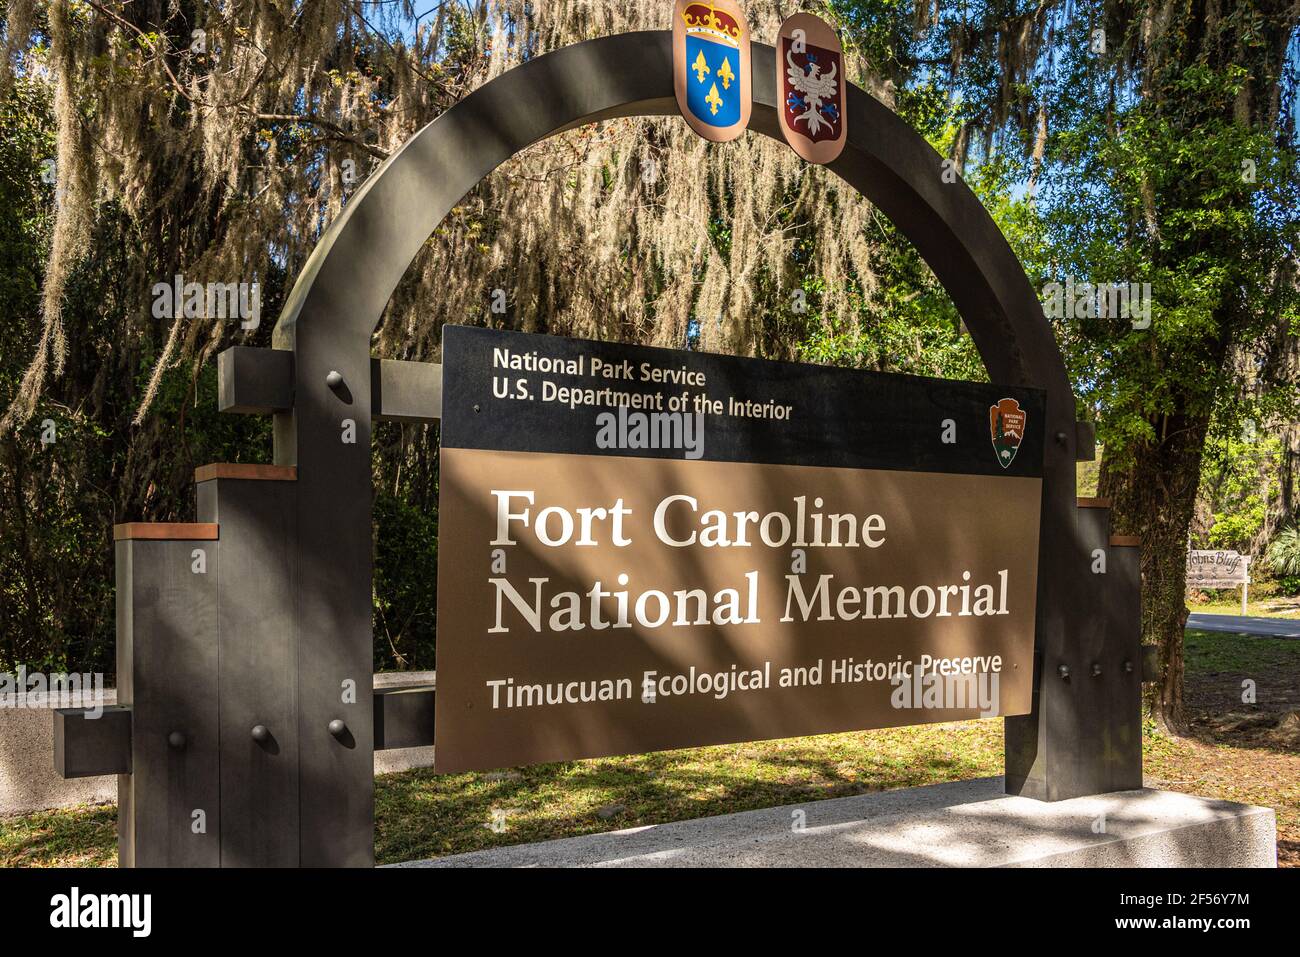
<box><xmin>4</xmin><ymin>630</ymin><xmax>1296</xmax><ymax>868</ymax></box>
<box><xmin>1190</xmin><ymin>593</ymin><xmax>1300</xmax><ymax>619</ymax></box>
<box><xmin>1183</xmin><ymin>628</ymin><xmax>1300</xmax><ymax>674</ymax></box>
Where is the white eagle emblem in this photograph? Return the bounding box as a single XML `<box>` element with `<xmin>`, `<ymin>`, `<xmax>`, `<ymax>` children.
<box><xmin>785</xmin><ymin>48</ymin><xmax>839</xmax><ymax>138</ymax></box>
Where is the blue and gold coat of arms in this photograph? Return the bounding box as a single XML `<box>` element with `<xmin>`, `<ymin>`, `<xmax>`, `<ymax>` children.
<box><xmin>673</xmin><ymin>0</ymin><xmax>751</xmax><ymax>142</ymax></box>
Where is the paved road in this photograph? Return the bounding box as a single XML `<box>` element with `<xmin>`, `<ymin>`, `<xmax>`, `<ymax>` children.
<box><xmin>1186</xmin><ymin>613</ymin><xmax>1300</xmax><ymax>638</ymax></box>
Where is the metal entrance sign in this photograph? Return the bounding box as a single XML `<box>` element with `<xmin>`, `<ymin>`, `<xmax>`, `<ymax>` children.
<box><xmin>52</xmin><ymin>28</ymin><xmax>1145</xmax><ymax>868</ymax></box>
<box><xmin>434</xmin><ymin>326</ymin><xmax>1044</xmax><ymax>772</ymax></box>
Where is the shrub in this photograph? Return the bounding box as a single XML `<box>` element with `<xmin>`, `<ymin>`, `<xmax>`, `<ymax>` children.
<box><xmin>1275</xmin><ymin>575</ymin><xmax>1300</xmax><ymax>597</ymax></box>
<box><xmin>1267</xmin><ymin>526</ymin><xmax>1300</xmax><ymax>578</ymax></box>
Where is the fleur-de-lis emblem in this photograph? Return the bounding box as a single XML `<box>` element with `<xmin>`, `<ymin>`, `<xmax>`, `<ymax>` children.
<box><xmin>717</xmin><ymin>56</ymin><xmax>735</xmax><ymax>90</ymax></box>
<box><xmin>705</xmin><ymin>83</ymin><xmax>723</xmax><ymax>115</ymax></box>
<box><xmin>692</xmin><ymin>49</ymin><xmax>710</xmax><ymax>82</ymax></box>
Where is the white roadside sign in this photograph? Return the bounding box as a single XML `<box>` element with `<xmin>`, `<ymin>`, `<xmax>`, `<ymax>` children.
<box><xmin>1186</xmin><ymin>549</ymin><xmax>1252</xmax><ymax>613</ymax></box>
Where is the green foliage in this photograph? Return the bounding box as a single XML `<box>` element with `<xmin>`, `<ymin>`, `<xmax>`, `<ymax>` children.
<box><xmin>0</xmin><ymin>75</ymin><xmax>274</xmax><ymax>675</ymax></box>
<box><xmin>1275</xmin><ymin>575</ymin><xmax>1300</xmax><ymax>597</ymax></box>
<box><xmin>371</xmin><ymin>419</ymin><xmax>441</xmax><ymax>670</ymax></box>
<box><xmin>372</xmin><ymin>486</ymin><xmax>439</xmax><ymax>672</ymax></box>
<box><xmin>0</xmin><ymin>75</ymin><xmax>90</xmax><ymax>673</ymax></box>
<box><xmin>1026</xmin><ymin>43</ymin><xmax>1300</xmax><ymax>469</ymax></box>
<box><xmin>797</xmin><ymin>83</ymin><xmax>984</xmax><ymax>381</ymax></box>
<box><xmin>1268</xmin><ymin>527</ymin><xmax>1300</xmax><ymax>579</ymax></box>
<box><xmin>3</xmin><ymin>0</ymin><xmax>1298</xmax><ymax>686</ymax></box>
<box><xmin>1199</xmin><ymin>430</ymin><xmax>1282</xmax><ymax>552</ymax></box>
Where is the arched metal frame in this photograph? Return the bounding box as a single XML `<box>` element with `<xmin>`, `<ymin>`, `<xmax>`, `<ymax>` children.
<box><xmin>271</xmin><ymin>32</ymin><xmax>1103</xmax><ymax>866</ymax></box>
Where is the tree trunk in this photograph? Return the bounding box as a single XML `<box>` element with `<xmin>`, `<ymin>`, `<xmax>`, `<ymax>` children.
<box><xmin>1099</xmin><ymin>412</ymin><xmax>1212</xmax><ymax>733</ymax></box>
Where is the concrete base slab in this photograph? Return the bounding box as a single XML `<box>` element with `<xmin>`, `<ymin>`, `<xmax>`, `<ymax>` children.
<box><xmin>0</xmin><ymin>689</ymin><xmax>119</xmax><ymax>816</ymax></box>
<box><xmin>397</xmin><ymin>776</ymin><xmax>1276</xmax><ymax>868</ymax></box>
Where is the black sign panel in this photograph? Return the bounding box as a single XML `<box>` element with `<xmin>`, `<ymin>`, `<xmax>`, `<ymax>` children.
<box><xmin>440</xmin><ymin>325</ymin><xmax>1045</xmax><ymax>477</ymax></box>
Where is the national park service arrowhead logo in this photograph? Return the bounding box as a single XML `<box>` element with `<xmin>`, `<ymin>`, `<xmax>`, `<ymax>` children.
<box><xmin>776</xmin><ymin>13</ymin><xmax>847</xmax><ymax>164</ymax></box>
<box><xmin>989</xmin><ymin>398</ymin><xmax>1027</xmax><ymax>469</ymax></box>
<box><xmin>673</xmin><ymin>0</ymin><xmax>752</xmax><ymax>143</ymax></box>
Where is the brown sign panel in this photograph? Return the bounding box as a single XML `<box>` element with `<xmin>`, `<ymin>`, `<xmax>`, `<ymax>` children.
<box><xmin>776</xmin><ymin>13</ymin><xmax>847</xmax><ymax>164</ymax></box>
<box><xmin>434</xmin><ymin>327</ymin><xmax>1043</xmax><ymax>773</ymax></box>
<box><xmin>673</xmin><ymin>0</ymin><xmax>752</xmax><ymax>143</ymax></box>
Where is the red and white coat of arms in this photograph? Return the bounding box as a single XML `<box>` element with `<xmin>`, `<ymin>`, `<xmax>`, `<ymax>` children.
<box><xmin>776</xmin><ymin>13</ymin><xmax>847</xmax><ymax>164</ymax></box>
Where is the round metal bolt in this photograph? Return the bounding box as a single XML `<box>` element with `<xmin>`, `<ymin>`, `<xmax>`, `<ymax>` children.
<box><xmin>1091</xmin><ymin>663</ymin><xmax>1102</xmax><ymax>677</ymax></box>
<box><xmin>1123</xmin><ymin>660</ymin><xmax>1134</xmax><ymax>673</ymax></box>
<box><xmin>473</xmin><ymin>403</ymin><xmax>481</xmax><ymax>413</ymax></box>
<box><xmin>328</xmin><ymin>719</ymin><xmax>347</xmax><ymax>738</ymax></box>
<box><xmin>251</xmin><ymin>724</ymin><xmax>269</xmax><ymax>742</ymax></box>
<box><xmin>167</xmin><ymin>731</ymin><xmax>187</xmax><ymax>750</ymax></box>
<box><xmin>1057</xmin><ymin>664</ymin><xmax>1070</xmax><ymax>679</ymax></box>
<box><xmin>325</xmin><ymin>370</ymin><xmax>345</xmax><ymax>391</ymax></box>
<box><xmin>1055</xmin><ymin>431</ymin><xmax>1067</xmax><ymax>444</ymax></box>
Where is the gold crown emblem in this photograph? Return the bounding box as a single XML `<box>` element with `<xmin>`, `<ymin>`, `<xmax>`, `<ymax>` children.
<box><xmin>681</xmin><ymin>4</ymin><xmax>742</xmax><ymax>41</ymax></box>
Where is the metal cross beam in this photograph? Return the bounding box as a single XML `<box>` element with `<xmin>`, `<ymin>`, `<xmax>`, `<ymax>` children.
<box><xmin>54</xmin><ymin>686</ymin><xmax>438</xmax><ymax>779</ymax></box>
<box><xmin>219</xmin><ymin>347</ymin><xmax>442</xmax><ymax>422</ymax></box>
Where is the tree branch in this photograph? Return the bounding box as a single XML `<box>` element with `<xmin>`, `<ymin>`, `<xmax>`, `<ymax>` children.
<box><xmin>253</xmin><ymin>113</ymin><xmax>390</xmax><ymax>159</ymax></box>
